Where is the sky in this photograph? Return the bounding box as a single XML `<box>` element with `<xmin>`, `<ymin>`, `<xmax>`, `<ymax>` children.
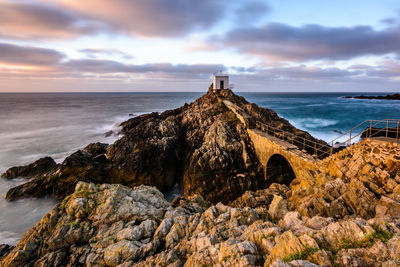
<box><xmin>0</xmin><ymin>0</ymin><xmax>399</xmax><ymax>92</ymax></box>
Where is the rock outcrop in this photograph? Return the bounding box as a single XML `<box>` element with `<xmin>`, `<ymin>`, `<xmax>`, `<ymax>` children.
<box><xmin>287</xmin><ymin>140</ymin><xmax>400</xmax><ymax>220</ymax></box>
<box><xmin>344</xmin><ymin>93</ymin><xmax>400</xmax><ymax>100</ymax></box>
<box><xmin>2</xmin><ymin>88</ymin><xmax>325</xmax><ymax>203</ymax></box>
<box><xmin>5</xmin><ymin>143</ymin><xmax>112</xmax><ymax>200</ymax></box>
<box><xmin>2</xmin><ymin>182</ymin><xmax>399</xmax><ymax>267</ymax></box>
<box><xmin>1</xmin><ymin>157</ymin><xmax>57</xmax><ymax>179</ymax></box>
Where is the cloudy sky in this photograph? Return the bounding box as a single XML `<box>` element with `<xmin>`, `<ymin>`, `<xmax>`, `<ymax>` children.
<box><xmin>0</xmin><ymin>0</ymin><xmax>399</xmax><ymax>92</ymax></box>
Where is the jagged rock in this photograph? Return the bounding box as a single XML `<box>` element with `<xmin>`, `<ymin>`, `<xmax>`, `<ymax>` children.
<box><xmin>1</xmin><ymin>182</ymin><xmax>172</xmax><ymax>266</ymax></box>
<box><xmin>279</xmin><ymin>212</ymin><xmax>312</xmax><ymax>235</ymax></box>
<box><xmin>376</xmin><ymin>196</ymin><xmax>400</xmax><ymax>218</ymax></box>
<box><xmin>3</xmin><ymin>181</ymin><xmax>400</xmax><ymax>266</ymax></box>
<box><xmin>288</xmin><ymin>140</ymin><xmax>400</xmax><ymax>220</ymax></box>
<box><xmin>269</xmin><ymin>195</ymin><xmax>289</xmax><ymax>221</ymax></box>
<box><xmin>0</xmin><ymin>245</ymin><xmax>14</xmax><ymax>261</ymax></box>
<box><xmin>1</xmin><ymin>156</ymin><xmax>57</xmax><ymax>179</ymax></box>
<box><xmin>334</xmin><ymin>241</ymin><xmax>390</xmax><ymax>267</ymax></box>
<box><xmin>5</xmin><ymin>149</ymin><xmax>112</xmax><ymax>200</ymax></box>
<box><xmin>270</xmin><ymin>259</ymin><xmax>321</xmax><ymax>267</ymax></box>
<box><xmin>266</xmin><ymin>231</ymin><xmax>319</xmax><ymax>265</ymax></box>
<box><xmin>83</xmin><ymin>142</ymin><xmax>109</xmax><ymax>156</ymax></box>
<box><xmin>315</xmin><ymin>219</ymin><xmax>374</xmax><ymax>251</ymax></box>
<box><xmin>304</xmin><ymin>216</ymin><xmax>334</xmax><ymax>230</ymax></box>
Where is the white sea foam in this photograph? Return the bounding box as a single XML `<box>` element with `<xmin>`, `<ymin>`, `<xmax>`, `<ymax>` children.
<box><xmin>291</xmin><ymin>118</ymin><xmax>339</xmax><ymax>129</ymax></box>
<box><xmin>0</xmin><ymin>178</ymin><xmax>58</xmax><ymax>245</ymax></box>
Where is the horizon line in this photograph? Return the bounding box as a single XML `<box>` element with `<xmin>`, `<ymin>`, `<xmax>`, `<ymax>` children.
<box><xmin>0</xmin><ymin>91</ymin><xmax>398</xmax><ymax>94</ymax></box>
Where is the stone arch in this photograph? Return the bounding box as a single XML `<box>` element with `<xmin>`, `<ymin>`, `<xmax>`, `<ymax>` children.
<box><xmin>266</xmin><ymin>154</ymin><xmax>296</xmax><ymax>186</ymax></box>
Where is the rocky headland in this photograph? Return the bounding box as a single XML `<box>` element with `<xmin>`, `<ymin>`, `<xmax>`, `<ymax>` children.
<box><xmin>344</xmin><ymin>93</ymin><xmax>400</xmax><ymax>100</ymax></box>
<box><xmin>1</xmin><ymin>88</ymin><xmax>400</xmax><ymax>266</ymax></box>
<box><xmin>2</xmin><ymin>87</ymin><xmax>326</xmax><ymax>203</ymax></box>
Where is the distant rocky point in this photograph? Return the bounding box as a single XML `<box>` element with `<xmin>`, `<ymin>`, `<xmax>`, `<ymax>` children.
<box><xmin>344</xmin><ymin>93</ymin><xmax>400</xmax><ymax>100</ymax></box>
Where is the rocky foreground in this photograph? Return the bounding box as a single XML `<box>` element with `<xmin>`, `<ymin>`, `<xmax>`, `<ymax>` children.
<box><xmin>1</xmin><ymin>139</ymin><xmax>400</xmax><ymax>266</ymax></box>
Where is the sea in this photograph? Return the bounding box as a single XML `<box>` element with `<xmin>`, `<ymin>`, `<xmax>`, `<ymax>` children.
<box><xmin>0</xmin><ymin>91</ymin><xmax>399</xmax><ymax>245</ymax></box>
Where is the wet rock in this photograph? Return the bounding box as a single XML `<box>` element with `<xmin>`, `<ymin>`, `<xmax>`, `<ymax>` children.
<box><xmin>1</xmin><ymin>157</ymin><xmax>57</xmax><ymax>179</ymax></box>
<box><xmin>5</xmin><ymin>149</ymin><xmax>112</xmax><ymax>200</ymax></box>
<box><xmin>83</xmin><ymin>142</ymin><xmax>108</xmax><ymax>156</ymax></box>
<box><xmin>0</xmin><ymin>245</ymin><xmax>14</xmax><ymax>261</ymax></box>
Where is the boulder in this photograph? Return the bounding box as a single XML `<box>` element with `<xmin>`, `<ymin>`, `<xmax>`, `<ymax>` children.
<box><xmin>269</xmin><ymin>195</ymin><xmax>289</xmax><ymax>221</ymax></box>
<box><xmin>375</xmin><ymin>196</ymin><xmax>400</xmax><ymax>217</ymax></box>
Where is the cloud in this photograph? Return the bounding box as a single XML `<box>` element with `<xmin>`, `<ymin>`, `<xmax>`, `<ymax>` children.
<box><xmin>0</xmin><ymin>0</ymin><xmax>272</xmax><ymax>40</ymax></box>
<box><xmin>0</xmin><ymin>2</ymin><xmax>105</xmax><ymax>40</ymax></box>
<box><xmin>52</xmin><ymin>0</ymin><xmax>271</xmax><ymax>37</ymax></box>
<box><xmin>362</xmin><ymin>60</ymin><xmax>400</xmax><ymax>79</ymax></box>
<box><xmin>79</xmin><ymin>48</ymin><xmax>134</xmax><ymax>59</ymax></box>
<box><xmin>1</xmin><ymin>42</ymin><xmax>398</xmax><ymax>92</ymax></box>
<box><xmin>62</xmin><ymin>59</ymin><xmax>226</xmax><ymax>79</ymax></box>
<box><xmin>234</xmin><ymin>0</ymin><xmax>270</xmax><ymax>24</ymax></box>
<box><xmin>0</xmin><ymin>43</ymin><xmax>64</xmax><ymax>66</ymax></box>
<box><xmin>240</xmin><ymin>65</ymin><xmax>363</xmax><ymax>82</ymax></box>
<box><xmin>45</xmin><ymin>0</ymin><xmax>223</xmax><ymax>37</ymax></box>
<box><xmin>217</xmin><ymin>22</ymin><xmax>400</xmax><ymax>61</ymax></box>
<box><xmin>0</xmin><ymin>42</ymin><xmax>224</xmax><ymax>78</ymax></box>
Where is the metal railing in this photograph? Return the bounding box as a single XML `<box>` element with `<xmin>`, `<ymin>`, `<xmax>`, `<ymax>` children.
<box><xmin>256</xmin><ymin>119</ymin><xmax>400</xmax><ymax>160</ymax></box>
<box><xmin>329</xmin><ymin>118</ymin><xmax>400</xmax><ymax>150</ymax></box>
<box><xmin>257</xmin><ymin>122</ymin><xmax>332</xmax><ymax>159</ymax></box>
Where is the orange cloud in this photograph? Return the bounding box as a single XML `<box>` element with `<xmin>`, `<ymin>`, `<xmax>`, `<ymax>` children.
<box><xmin>0</xmin><ymin>1</ymin><xmax>104</xmax><ymax>40</ymax></box>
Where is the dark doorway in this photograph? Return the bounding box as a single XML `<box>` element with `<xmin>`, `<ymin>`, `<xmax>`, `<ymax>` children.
<box><xmin>220</xmin><ymin>80</ymin><xmax>224</xmax><ymax>89</ymax></box>
<box><xmin>266</xmin><ymin>154</ymin><xmax>296</xmax><ymax>186</ymax></box>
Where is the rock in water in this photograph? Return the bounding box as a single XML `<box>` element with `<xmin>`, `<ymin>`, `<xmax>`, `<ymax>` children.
<box><xmin>3</xmin><ymin>88</ymin><xmax>325</xmax><ymax>203</ymax></box>
<box><xmin>1</xmin><ymin>156</ymin><xmax>57</xmax><ymax>179</ymax></box>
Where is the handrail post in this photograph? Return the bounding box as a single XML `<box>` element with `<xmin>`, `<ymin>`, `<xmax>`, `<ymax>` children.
<box><xmin>386</xmin><ymin>119</ymin><xmax>389</xmax><ymax>138</ymax></box>
<box><xmin>314</xmin><ymin>142</ymin><xmax>317</xmax><ymax>157</ymax></box>
<box><xmin>349</xmin><ymin>129</ymin><xmax>352</xmax><ymax>146</ymax></box>
<box><xmin>369</xmin><ymin>120</ymin><xmax>373</xmax><ymax>139</ymax></box>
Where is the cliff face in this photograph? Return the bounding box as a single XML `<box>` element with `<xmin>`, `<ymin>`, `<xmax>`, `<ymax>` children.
<box><xmin>2</xmin><ymin>88</ymin><xmax>324</xmax><ymax>203</ymax></box>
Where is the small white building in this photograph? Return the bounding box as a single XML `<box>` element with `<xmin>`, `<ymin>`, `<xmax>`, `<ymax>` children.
<box><xmin>212</xmin><ymin>72</ymin><xmax>229</xmax><ymax>90</ymax></box>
